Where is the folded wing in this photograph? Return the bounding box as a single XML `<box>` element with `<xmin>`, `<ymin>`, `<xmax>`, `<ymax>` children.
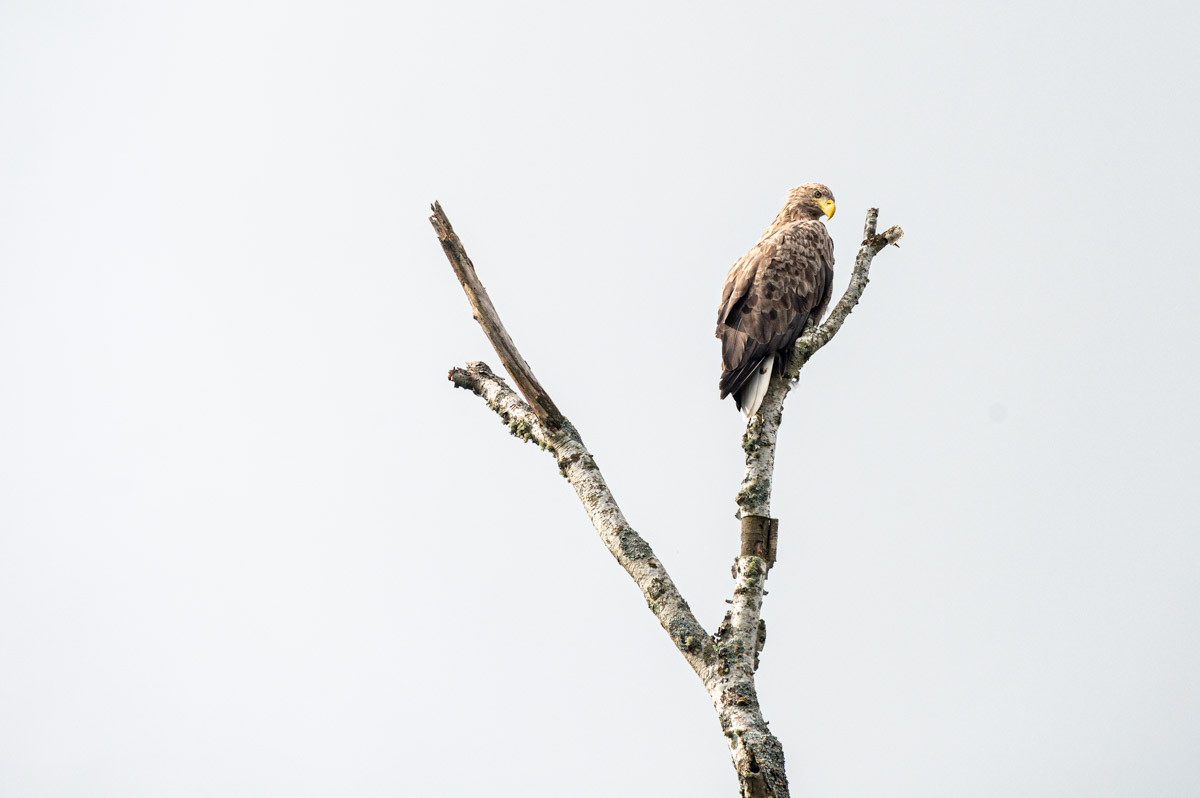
<box><xmin>716</xmin><ymin>221</ymin><xmax>834</xmax><ymax>415</ymax></box>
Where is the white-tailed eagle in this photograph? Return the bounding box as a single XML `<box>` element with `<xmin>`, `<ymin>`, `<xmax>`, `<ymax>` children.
<box><xmin>716</xmin><ymin>183</ymin><xmax>836</xmax><ymax>417</ymax></box>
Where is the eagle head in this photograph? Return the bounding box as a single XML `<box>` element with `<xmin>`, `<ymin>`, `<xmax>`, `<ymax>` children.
<box><xmin>785</xmin><ymin>182</ymin><xmax>836</xmax><ymax>222</ymax></box>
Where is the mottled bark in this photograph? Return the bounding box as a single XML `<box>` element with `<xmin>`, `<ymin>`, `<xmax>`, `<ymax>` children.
<box><xmin>434</xmin><ymin>203</ymin><xmax>902</xmax><ymax>797</ymax></box>
<box><xmin>448</xmin><ymin>362</ymin><xmax>716</xmax><ymax>677</ymax></box>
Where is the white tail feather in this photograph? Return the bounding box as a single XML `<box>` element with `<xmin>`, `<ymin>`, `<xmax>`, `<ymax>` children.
<box><xmin>740</xmin><ymin>357</ymin><xmax>774</xmax><ymax>419</ymax></box>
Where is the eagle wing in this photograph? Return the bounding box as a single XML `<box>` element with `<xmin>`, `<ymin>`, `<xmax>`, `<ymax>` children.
<box><xmin>716</xmin><ymin>220</ymin><xmax>834</xmax><ymax>402</ymax></box>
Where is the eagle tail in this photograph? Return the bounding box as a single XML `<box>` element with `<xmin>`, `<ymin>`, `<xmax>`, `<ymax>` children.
<box><xmin>736</xmin><ymin>356</ymin><xmax>774</xmax><ymax>419</ymax></box>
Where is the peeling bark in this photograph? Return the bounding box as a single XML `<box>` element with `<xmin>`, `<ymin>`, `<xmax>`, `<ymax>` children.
<box><xmin>435</xmin><ymin>202</ymin><xmax>902</xmax><ymax>797</ymax></box>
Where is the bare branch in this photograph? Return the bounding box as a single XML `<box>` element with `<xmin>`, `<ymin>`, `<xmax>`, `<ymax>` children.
<box><xmin>448</xmin><ymin>361</ymin><xmax>716</xmax><ymax>677</ymax></box>
<box><xmin>435</xmin><ymin>203</ymin><xmax>711</xmax><ymax>670</ymax></box>
<box><xmin>790</xmin><ymin>208</ymin><xmax>905</xmax><ymax>367</ymax></box>
<box><xmin>737</xmin><ymin>208</ymin><xmax>904</xmax><ymax>522</ymax></box>
<box><xmin>431</xmin><ymin>202</ymin><xmax>565</xmax><ymax>430</ymax></box>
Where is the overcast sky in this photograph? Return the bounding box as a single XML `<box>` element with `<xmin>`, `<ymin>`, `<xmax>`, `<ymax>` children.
<box><xmin>3</xmin><ymin>1</ymin><xmax>1199</xmax><ymax>796</ymax></box>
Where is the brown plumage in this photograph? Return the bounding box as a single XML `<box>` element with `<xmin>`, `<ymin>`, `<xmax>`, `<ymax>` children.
<box><xmin>716</xmin><ymin>183</ymin><xmax>836</xmax><ymax>417</ymax></box>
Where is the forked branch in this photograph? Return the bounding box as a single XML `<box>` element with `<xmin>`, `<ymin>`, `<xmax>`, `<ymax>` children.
<box><xmin>434</xmin><ymin>201</ymin><xmax>902</xmax><ymax>798</ymax></box>
<box><xmin>432</xmin><ymin>201</ymin><xmax>565</xmax><ymax>431</ymax></box>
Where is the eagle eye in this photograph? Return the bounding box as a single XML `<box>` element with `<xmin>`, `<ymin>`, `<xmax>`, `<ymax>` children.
<box><xmin>813</xmin><ymin>191</ymin><xmax>822</xmax><ymax>198</ymax></box>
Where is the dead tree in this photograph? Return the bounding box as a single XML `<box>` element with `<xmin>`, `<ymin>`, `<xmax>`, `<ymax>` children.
<box><xmin>433</xmin><ymin>201</ymin><xmax>903</xmax><ymax>797</ymax></box>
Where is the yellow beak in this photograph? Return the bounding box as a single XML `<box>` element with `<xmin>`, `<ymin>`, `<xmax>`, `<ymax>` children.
<box><xmin>819</xmin><ymin>199</ymin><xmax>836</xmax><ymax>220</ymax></box>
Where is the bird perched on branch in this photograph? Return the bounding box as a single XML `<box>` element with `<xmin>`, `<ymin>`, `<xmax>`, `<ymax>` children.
<box><xmin>716</xmin><ymin>183</ymin><xmax>836</xmax><ymax>418</ymax></box>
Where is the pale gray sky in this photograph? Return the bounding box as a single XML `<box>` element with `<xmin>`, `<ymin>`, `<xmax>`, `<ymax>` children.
<box><xmin>2</xmin><ymin>1</ymin><xmax>1198</xmax><ymax>796</ymax></box>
